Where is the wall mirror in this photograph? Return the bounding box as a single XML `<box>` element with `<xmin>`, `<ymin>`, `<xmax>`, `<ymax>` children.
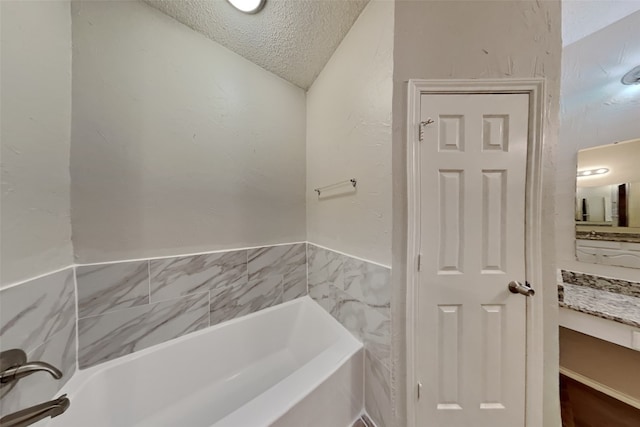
<box><xmin>575</xmin><ymin>138</ymin><xmax>640</xmax><ymax>268</ymax></box>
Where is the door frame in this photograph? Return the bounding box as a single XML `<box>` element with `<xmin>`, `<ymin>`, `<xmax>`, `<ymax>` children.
<box><xmin>405</xmin><ymin>79</ymin><xmax>546</xmax><ymax>427</ymax></box>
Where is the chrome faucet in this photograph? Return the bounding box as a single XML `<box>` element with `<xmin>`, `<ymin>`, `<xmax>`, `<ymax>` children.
<box><xmin>0</xmin><ymin>394</ymin><xmax>70</xmax><ymax>427</ymax></box>
<box><xmin>0</xmin><ymin>349</ymin><xmax>70</xmax><ymax>426</ymax></box>
<box><xmin>0</xmin><ymin>361</ymin><xmax>63</xmax><ymax>382</ymax></box>
<box><xmin>0</xmin><ymin>349</ymin><xmax>63</xmax><ymax>399</ymax></box>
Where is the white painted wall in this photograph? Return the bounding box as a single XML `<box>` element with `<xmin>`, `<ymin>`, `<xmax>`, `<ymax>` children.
<box><xmin>556</xmin><ymin>11</ymin><xmax>640</xmax><ymax>282</ymax></box>
<box><xmin>391</xmin><ymin>1</ymin><xmax>562</xmax><ymax>425</ymax></box>
<box><xmin>306</xmin><ymin>0</ymin><xmax>394</xmax><ymax>267</ymax></box>
<box><xmin>0</xmin><ymin>0</ymin><xmax>73</xmax><ymax>287</ymax></box>
<box><xmin>71</xmin><ymin>0</ymin><xmax>306</xmax><ymax>263</ymax></box>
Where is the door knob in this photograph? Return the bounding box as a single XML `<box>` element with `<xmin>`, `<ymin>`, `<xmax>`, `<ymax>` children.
<box><xmin>508</xmin><ymin>281</ymin><xmax>535</xmax><ymax>297</ymax></box>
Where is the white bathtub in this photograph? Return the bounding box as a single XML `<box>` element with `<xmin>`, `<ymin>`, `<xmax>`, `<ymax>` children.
<box><xmin>40</xmin><ymin>297</ymin><xmax>364</xmax><ymax>427</ymax></box>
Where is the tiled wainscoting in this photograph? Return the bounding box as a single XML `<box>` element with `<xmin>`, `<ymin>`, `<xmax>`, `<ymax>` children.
<box><xmin>1</xmin><ymin>242</ymin><xmax>391</xmax><ymax>425</ymax></box>
<box><xmin>0</xmin><ymin>269</ymin><xmax>77</xmax><ymax>417</ymax></box>
<box><xmin>76</xmin><ymin>243</ymin><xmax>306</xmax><ymax>368</ymax></box>
<box><xmin>307</xmin><ymin>243</ymin><xmax>392</xmax><ymax>427</ymax></box>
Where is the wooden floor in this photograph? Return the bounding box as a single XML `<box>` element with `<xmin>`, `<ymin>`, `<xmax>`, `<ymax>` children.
<box><xmin>560</xmin><ymin>374</ymin><xmax>640</xmax><ymax>427</ymax></box>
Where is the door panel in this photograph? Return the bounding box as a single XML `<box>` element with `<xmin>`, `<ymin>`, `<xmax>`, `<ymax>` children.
<box><xmin>417</xmin><ymin>93</ymin><xmax>530</xmax><ymax>427</ymax></box>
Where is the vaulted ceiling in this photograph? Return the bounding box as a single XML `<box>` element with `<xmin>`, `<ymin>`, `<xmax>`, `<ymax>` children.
<box><xmin>561</xmin><ymin>8</ymin><xmax>640</xmax><ymax>123</ymax></box>
<box><xmin>562</xmin><ymin>0</ymin><xmax>640</xmax><ymax>46</ymax></box>
<box><xmin>145</xmin><ymin>1</ymin><xmax>640</xmax><ymax>90</ymax></box>
<box><xmin>144</xmin><ymin>0</ymin><xmax>369</xmax><ymax>89</ymax></box>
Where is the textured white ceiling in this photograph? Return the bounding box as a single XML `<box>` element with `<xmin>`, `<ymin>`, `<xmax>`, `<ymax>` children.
<box><xmin>562</xmin><ymin>12</ymin><xmax>640</xmax><ymax>102</ymax></box>
<box><xmin>561</xmin><ymin>10</ymin><xmax>640</xmax><ymax>168</ymax></box>
<box><xmin>561</xmin><ymin>10</ymin><xmax>640</xmax><ymax>110</ymax></box>
<box><xmin>562</xmin><ymin>0</ymin><xmax>640</xmax><ymax>46</ymax></box>
<box><xmin>144</xmin><ymin>0</ymin><xmax>369</xmax><ymax>89</ymax></box>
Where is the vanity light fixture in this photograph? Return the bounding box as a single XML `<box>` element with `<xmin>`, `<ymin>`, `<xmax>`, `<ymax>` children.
<box><xmin>621</xmin><ymin>65</ymin><xmax>640</xmax><ymax>85</ymax></box>
<box><xmin>577</xmin><ymin>168</ymin><xmax>609</xmax><ymax>177</ymax></box>
<box><xmin>227</xmin><ymin>0</ymin><xmax>265</xmax><ymax>14</ymax></box>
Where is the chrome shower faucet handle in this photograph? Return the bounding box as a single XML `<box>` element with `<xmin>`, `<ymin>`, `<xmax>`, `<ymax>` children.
<box><xmin>0</xmin><ymin>349</ymin><xmax>63</xmax><ymax>399</ymax></box>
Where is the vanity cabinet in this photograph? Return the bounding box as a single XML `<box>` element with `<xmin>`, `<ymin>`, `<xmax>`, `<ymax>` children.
<box><xmin>576</xmin><ymin>239</ymin><xmax>640</xmax><ymax>268</ymax></box>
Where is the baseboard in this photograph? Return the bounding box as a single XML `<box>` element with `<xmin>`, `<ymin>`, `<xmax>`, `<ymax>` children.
<box><xmin>560</xmin><ymin>366</ymin><xmax>640</xmax><ymax>410</ymax></box>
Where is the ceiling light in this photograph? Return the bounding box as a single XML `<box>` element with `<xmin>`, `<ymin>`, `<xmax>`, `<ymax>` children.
<box><xmin>621</xmin><ymin>65</ymin><xmax>640</xmax><ymax>85</ymax></box>
<box><xmin>577</xmin><ymin>168</ymin><xmax>609</xmax><ymax>177</ymax></box>
<box><xmin>227</xmin><ymin>0</ymin><xmax>265</xmax><ymax>14</ymax></box>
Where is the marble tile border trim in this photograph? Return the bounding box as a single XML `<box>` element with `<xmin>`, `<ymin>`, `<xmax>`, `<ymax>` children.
<box><xmin>307</xmin><ymin>242</ymin><xmax>391</xmax><ymax>270</ymax></box>
<box><xmin>73</xmin><ymin>241</ymin><xmax>308</xmax><ymax>268</ymax></box>
<box><xmin>560</xmin><ymin>269</ymin><xmax>640</xmax><ymax>298</ymax></box>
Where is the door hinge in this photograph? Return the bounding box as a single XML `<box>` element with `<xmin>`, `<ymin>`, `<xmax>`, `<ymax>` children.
<box><xmin>417</xmin><ymin>381</ymin><xmax>423</xmax><ymax>400</ymax></box>
<box><xmin>418</xmin><ymin>118</ymin><xmax>434</xmax><ymax>142</ymax></box>
<box><xmin>417</xmin><ymin>254</ymin><xmax>422</xmax><ymax>271</ymax></box>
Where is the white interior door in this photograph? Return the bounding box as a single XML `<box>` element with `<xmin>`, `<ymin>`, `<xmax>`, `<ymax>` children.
<box><xmin>416</xmin><ymin>93</ymin><xmax>530</xmax><ymax>427</ymax></box>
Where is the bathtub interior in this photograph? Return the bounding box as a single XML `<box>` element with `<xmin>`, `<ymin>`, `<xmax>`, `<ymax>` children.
<box><xmin>42</xmin><ymin>297</ymin><xmax>362</xmax><ymax>427</ymax></box>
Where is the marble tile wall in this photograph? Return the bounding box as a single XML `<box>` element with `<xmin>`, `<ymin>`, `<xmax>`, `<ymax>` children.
<box><xmin>307</xmin><ymin>243</ymin><xmax>392</xmax><ymax>427</ymax></box>
<box><xmin>75</xmin><ymin>243</ymin><xmax>307</xmax><ymax>368</ymax></box>
<box><xmin>0</xmin><ymin>269</ymin><xmax>76</xmax><ymax>417</ymax></box>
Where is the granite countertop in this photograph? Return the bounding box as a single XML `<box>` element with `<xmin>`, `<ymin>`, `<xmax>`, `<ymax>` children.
<box><xmin>575</xmin><ymin>230</ymin><xmax>640</xmax><ymax>244</ymax></box>
<box><xmin>559</xmin><ymin>283</ymin><xmax>640</xmax><ymax>328</ymax></box>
